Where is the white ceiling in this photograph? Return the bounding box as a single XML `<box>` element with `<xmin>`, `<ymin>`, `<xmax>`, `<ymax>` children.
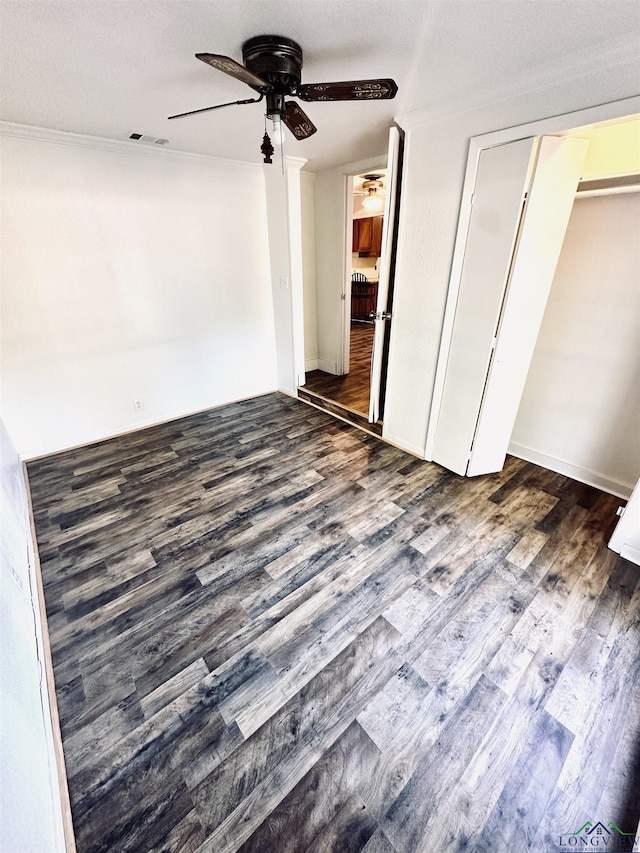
<box><xmin>1</xmin><ymin>0</ymin><xmax>638</xmax><ymax>172</ymax></box>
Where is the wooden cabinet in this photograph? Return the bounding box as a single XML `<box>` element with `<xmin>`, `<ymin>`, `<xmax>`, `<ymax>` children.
<box><xmin>352</xmin><ymin>215</ymin><xmax>384</xmax><ymax>257</ymax></box>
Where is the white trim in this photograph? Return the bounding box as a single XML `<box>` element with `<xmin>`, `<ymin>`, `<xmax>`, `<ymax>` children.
<box><xmin>304</xmin><ymin>358</ymin><xmax>319</xmax><ymax>372</ymax></box>
<box><xmin>381</xmin><ymin>427</ymin><xmax>427</xmax><ymax>460</ymax></box>
<box><xmin>577</xmin><ymin>184</ymin><xmax>640</xmax><ymax>199</ymax></box>
<box><xmin>508</xmin><ymin>441</ymin><xmax>633</xmax><ymax>499</ymax></box>
<box><xmin>424</xmin><ymin>95</ymin><xmax>640</xmax><ymax>461</ymax></box>
<box><xmin>0</xmin><ymin>121</ymin><xmax>263</xmax><ymax>170</ymax></box>
<box><xmin>317</xmin><ymin>358</ymin><xmax>338</xmax><ymax>375</ymax></box>
<box><xmin>340</xmin><ymin>155</ymin><xmax>387</xmax><ymax>377</ymax></box>
<box><xmin>279</xmin><ymin>386</ymin><xmax>298</xmax><ymax>399</ymax></box>
<box><xmin>285</xmin><ymin>155</ymin><xmax>308</xmax><ymax>170</ymax></box>
<box><xmin>337</xmin><ymin>153</ymin><xmax>388</xmax><ymax>179</ymax></box>
<box><xmin>285</xmin><ymin>159</ymin><xmax>307</xmax><ymax>389</ymax></box>
<box><xmin>620</xmin><ymin>543</ymin><xmax>640</xmax><ymax>566</ymax></box>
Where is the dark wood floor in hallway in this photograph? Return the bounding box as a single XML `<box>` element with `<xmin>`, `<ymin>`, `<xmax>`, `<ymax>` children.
<box><xmin>302</xmin><ymin>322</ymin><xmax>374</xmax><ymax>416</ymax></box>
<box><xmin>27</xmin><ymin>393</ymin><xmax>640</xmax><ymax>853</ymax></box>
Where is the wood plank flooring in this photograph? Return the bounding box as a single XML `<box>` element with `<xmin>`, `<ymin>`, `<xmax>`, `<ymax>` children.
<box><xmin>27</xmin><ymin>393</ymin><xmax>640</xmax><ymax>853</ymax></box>
<box><xmin>302</xmin><ymin>323</ymin><xmax>374</xmax><ymax>417</ymax></box>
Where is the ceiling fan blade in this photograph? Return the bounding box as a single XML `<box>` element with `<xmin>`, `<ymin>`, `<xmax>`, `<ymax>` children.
<box><xmin>168</xmin><ymin>95</ymin><xmax>263</xmax><ymax>120</ymax></box>
<box><xmin>297</xmin><ymin>79</ymin><xmax>398</xmax><ymax>102</ymax></box>
<box><xmin>282</xmin><ymin>101</ymin><xmax>317</xmax><ymax>140</ymax></box>
<box><xmin>196</xmin><ymin>53</ymin><xmax>271</xmax><ymax>93</ymax></box>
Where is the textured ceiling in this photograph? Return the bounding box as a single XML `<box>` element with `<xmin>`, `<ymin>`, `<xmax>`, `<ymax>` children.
<box><xmin>0</xmin><ymin>0</ymin><xmax>638</xmax><ymax>171</ymax></box>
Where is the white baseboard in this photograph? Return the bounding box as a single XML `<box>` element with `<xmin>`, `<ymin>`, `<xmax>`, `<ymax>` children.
<box><xmin>305</xmin><ymin>358</ymin><xmax>319</xmax><ymax>371</ymax></box>
<box><xmin>508</xmin><ymin>441</ymin><xmax>633</xmax><ymax>499</ymax></box>
<box><xmin>620</xmin><ymin>543</ymin><xmax>640</xmax><ymax>567</ymax></box>
<box><xmin>381</xmin><ymin>428</ymin><xmax>427</xmax><ymax>460</ymax></box>
<box><xmin>317</xmin><ymin>358</ymin><xmax>338</xmax><ymax>375</ymax></box>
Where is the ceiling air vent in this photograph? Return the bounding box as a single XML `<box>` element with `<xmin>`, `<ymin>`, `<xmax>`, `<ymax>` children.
<box><xmin>128</xmin><ymin>133</ymin><xmax>170</xmax><ymax>146</ymax></box>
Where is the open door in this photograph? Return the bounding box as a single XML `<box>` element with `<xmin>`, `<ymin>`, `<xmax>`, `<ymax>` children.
<box><xmin>433</xmin><ymin>135</ymin><xmax>589</xmax><ymax>475</ymax></box>
<box><xmin>368</xmin><ymin>126</ymin><xmax>403</xmax><ymax>423</ymax></box>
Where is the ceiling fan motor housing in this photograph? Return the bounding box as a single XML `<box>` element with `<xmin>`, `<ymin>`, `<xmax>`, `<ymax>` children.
<box><xmin>242</xmin><ymin>35</ymin><xmax>303</xmax><ymax>93</ymax></box>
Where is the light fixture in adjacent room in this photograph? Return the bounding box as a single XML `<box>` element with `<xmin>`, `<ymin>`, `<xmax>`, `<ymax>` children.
<box><xmin>360</xmin><ymin>175</ymin><xmax>385</xmax><ymax>211</ymax></box>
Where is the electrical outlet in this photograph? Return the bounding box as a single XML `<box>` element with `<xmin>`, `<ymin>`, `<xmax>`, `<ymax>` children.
<box><xmin>133</xmin><ymin>398</ymin><xmax>144</xmax><ymax>412</ymax></box>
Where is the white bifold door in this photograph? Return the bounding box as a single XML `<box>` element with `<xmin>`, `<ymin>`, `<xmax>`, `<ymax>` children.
<box><xmin>369</xmin><ymin>125</ymin><xmax>402</xmax><ymax>423</ymax></box>
<box><xmin>432</xmin><ymin>135</ymin><xmax>589</xmax><ymax>476</ymax></box>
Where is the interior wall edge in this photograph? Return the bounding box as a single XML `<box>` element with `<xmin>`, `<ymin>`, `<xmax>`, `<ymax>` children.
<box><xmin>22</xmin><ymin>465</ymin><xmax>77</xmax><ymax>852</ymax></box>
<box><xmin>508</xmin><ymin>440</ymin><xmax>632</xmax><ymax>500</ymax></box>
<box><xmin>0</xmin><ymin>418</ymin><xmax>67</xmax><ymax>851</ymax></box>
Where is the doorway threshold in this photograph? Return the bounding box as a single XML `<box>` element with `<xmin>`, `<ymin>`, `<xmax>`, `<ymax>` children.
<box><xmin>297</xmin><ymin>386</ymin><xmax>383</xmax><ymax>436</ymax></box>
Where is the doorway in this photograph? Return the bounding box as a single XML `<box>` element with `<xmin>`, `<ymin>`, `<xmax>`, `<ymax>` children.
<box><xmin>298</xmin><ymin>127</ymin><xmax>404</xmax><ymax>434</ymax></box>
<box><xmin>429</xmin><ymin>105</ymin><xmax>640</xmax><ymax>498</ymax></box>
<box><xmin>301</xmin><ymin>167</ymin><xmax>387</xmax><ymax>428</ymax></box>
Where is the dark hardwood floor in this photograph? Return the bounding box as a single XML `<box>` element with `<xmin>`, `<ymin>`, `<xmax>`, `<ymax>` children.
<box><xmin>27</xmin><ymin>393</ymin><xmax>640</xmax><ymax>853</ymax></box>
<box><xmin>302</xmin><ymin>322</ymin><xmax>374</xmax><ymax>418</ymax></box>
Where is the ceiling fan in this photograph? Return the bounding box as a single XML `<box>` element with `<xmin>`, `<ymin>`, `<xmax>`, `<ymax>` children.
<box><xmin>354</xmin><ymin>174</ymin><xmax>387</xmax><ymax>211</ymax></box>
<box><xmin>168</xmin><ymin>35</ymin><xmax>398</xmax><ymax>163</ymax></box>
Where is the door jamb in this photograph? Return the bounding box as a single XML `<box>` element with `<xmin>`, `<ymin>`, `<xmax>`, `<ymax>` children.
<box><xmin>424</xmin><ymin>95</ymin><xmax>640</xmax><ymax>460</ymax></box>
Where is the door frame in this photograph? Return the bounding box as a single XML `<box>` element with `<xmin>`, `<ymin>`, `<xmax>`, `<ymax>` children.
<box><xmin>341</xmin><ymin>157</ymin><xmax>387</xmax><ymax>376</ymax></box>
<box><xmin>425</xmin><ymin>95</ymin><xmax>640</xmax><ymax>460</ymax></box>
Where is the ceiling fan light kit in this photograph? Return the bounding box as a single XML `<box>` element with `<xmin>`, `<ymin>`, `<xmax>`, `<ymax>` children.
<box><xmin>169</xmin><ymin>35</ymin><xmax>398</xmax><ymax>163</ymax></box>
<box><xmin>360</xmin><ymin>174</ymin><xmax>385</xmax><ymax>211</ymax></box>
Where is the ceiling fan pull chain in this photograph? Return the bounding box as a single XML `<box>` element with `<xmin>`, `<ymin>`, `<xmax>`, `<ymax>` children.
<box><xmin>168</xmin><ymin>94</ymin><xmax>263</xmax><ymax>121</ymax></box>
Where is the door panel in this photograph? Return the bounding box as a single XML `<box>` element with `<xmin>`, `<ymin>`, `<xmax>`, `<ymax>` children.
<box><xmin>432</xmin><ymin>137</ymin><xmax>538</xmax><ymax>473</ymax></box>
<box><xmin>467</xmin><ymin>136</ymin><xmax>589</xmax><ymax>475</ymax></box>
<box><xmin>369</xmin><ymin>126</ymin><xmax>402</xmax><ymax>423</ymax></box>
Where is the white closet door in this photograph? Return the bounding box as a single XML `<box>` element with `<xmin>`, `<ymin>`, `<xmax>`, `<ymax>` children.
<box><xmin>369</xmin><ymin>126</ymin><xmax>401</xmax><ymax>423</ymax></box>
<box><xmin>467</xmin><ymin>136</ymin><xmax>589</xmax><ymax>475</ymax></box>
<box><xmin>609</xmin><ymin>478</ymin><xmax>640</xmax><ymax>566</ymax></box>
<box><xmin>432</xmin><ymin>137</ymin><xmax>538</xmax><ymax>474</ymax></box>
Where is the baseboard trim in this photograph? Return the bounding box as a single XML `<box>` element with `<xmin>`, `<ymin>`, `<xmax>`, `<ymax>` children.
<box><xmin>508</xmin><ymin>441</ymin><xmax>633</xmax><ymax>499</ymax></box>
<box><xmin>20</xmin><ymin>391</ymin><xmax>279</xmax><ymax>462</ymax></box>
<box><xmin>305</xmin><ymin>358</ymin><xmax>319</xmax><ymax>372</ymax></box>
<box><xmin>381</xmin><ymin>428</ymin><xmax>427</xmax><ymax>460</ymax></box>
<box><xmin>620</xmin><ymin>543</ymin><xmax>640</xmax><ymax>566</ymax></box>
<box><xmin>317</xmin><ymin>359</ymin><xmax>338</xmax><ymax>375</ymax></box>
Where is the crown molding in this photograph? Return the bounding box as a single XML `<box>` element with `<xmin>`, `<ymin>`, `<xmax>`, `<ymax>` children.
<box><xmin>285</xmin><ymin>156</ymin><xmax>308</xmax><ymax>170</ymax></box>
<box><xmin>396</xmin><ymin>32</ymin><xmax>640</xmax><ymax>131</ymax></box>
<box><xmin>0</xmin><ymin>121</ymin><xmax>263</xmax><ymax>170</ymax></box>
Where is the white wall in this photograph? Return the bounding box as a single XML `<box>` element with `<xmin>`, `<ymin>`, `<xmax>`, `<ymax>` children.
<box><xmin>382</xmin><ymin>45</ymin><xmax>639</xmax><ymax>457</ymax></box>
<box><xmin>300</xmin><ymin>171</ymin><xmax>319</xmax><ymax>371</ymax></box>
<box><xmin>0</xmin><ymin>418</ymin><xmax>66</xmax><ymax>852</ymax></box>
<box><xmin>0</xmin><ymin>130</ymin><xmax>278</xmax><ymax>458</ymax></box>
<box><xmin>510</xmin><ymin>192</ymin><xmax>640</xmax><ymax>497</ymax></box>
<box><xmin>575</xmin><ymin>118</ymin><xmax>640</xmax><ymax>180</ymax></box>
